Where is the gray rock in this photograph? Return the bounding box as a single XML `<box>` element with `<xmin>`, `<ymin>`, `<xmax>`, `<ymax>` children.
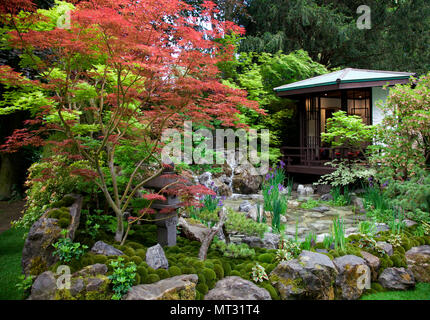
<box><xmin>378</xmin><ymin>267</ymin><xmax>415</xmax><ymax>290</ymax></box>
<box><xmin>22</xmin><ymin>218</ymin><xmax>62</xmax><ymax>276</ymax></box>
<box><xmin>91</xmin><ymin>241</ymin><xmax>124</xmax><ymax>256</ymax></box>
<box><xmin>320</xmin><ymin>193</ymin><xmax>333</xmax><ymax>201</ymax></box>
<box><xmin>405</xmin><ymin>245</ymin><xmax>430</xmax><ymax>282</ymax></box>
<box><xmin>28</xmin><ymin>271</ymin><xmax>57</xmax><ymax>300</ymax></box>
<box><xmin>403</xmin><ymin>219</ymin><xmax>418</xmax><ymax>228</ymax></box>
<box><xmin>242</xmin><ymin>232</ymin><xmax>280</xmax><ymax>250</ymax></box>
<box><xmin>123</xmin><ymin>274</ymin><xmax>198</xmax><ymax>300</ymax></box>
<box><xmin>73</xmin><ymin>263</ymin><xmax>108</xmax><ymax>277</ymax></box>
<box><xmin>238</xmin><ymin>200</ymin><xmax>253</xmax><ymax>212</ymax></box>
<box><xmin>312</xmin><ymin>206</ymin><xmax>330</xmax><ymax>213</ymax></box>
<box><xmin>70</xmin><ymin>278</ymin><xmax>85</xmax><ymax>296</ymax></box>
<box><xmin>345</xmin><ymin>227</ymin><xmax>359</xmax><ymax>236</ymax></box>
<box><xmin>86</xmin><ymin>277</ymin><xmax>105</xmax><ymax>292</ymax></box>
<box><xmin>360</xmin><ymin>251</ymin><xmax>381</xmax><ymax>281</ymax></box>
<box><xmin>198</xmin><ymin>172</ymin><xmax>213</xmax><ymax>188</ymax></box>
<box><xmin>146</xmin><ymin>244</ymin><xmax>169</xmax><ymax>270</ymax></box>
<box><xmin>178</xmin><ymin>217</ymin><xmax>210</xmax><ymax>243</ymax></box>
<box><xmin>376</xmin><ymin>241</ymin><xmax>394</xmax><ymax>256</ymax></box>
<box><xmin>270</xmin><ymin>250</ymin><xmax>338</xmax><ymax>300</ymax></box>
<box><xmin>375</xmin><ymin>223</ymin><xmax>390</xmax><ymax>234</ymax></box>
<box><xmin>333</xmin><ymin>255</ymin><xmax>370</xmax><ymax>300</ymax></box>
<box><xmin>205</xmin><ymin>276</ymin><xmax>271</xmax><ymax>300</ymax></box>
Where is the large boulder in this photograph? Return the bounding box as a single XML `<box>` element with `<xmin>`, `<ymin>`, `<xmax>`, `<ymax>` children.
<box><xmin>123</xmin><ymin>274</ymin><xmax>198</xmax><ymax>300</ymax></box>
<box><xmin>90</xmin><ymin>241</ymin><xmax>124</xmax><ymax>256</ymax></box>
<box><xmin>378</xmin><ymin>267</ymin><xmax>415</xmax><ymax>290</ymax></box>
<box><xmin>232</xmin><ymin>163</ymin><xmax>262</xmax><ymax>194</ymax></box>
<box><xmin>242</xmin><ymin>232</ymin><xmax>280</xmax><ymax>250</ymax></box>
<box><xmin>22</xmin><ymin>195</ymin><xmax>83</xmax><ymax>276</ymax></box>
<box><xmin>269</xmin><ymin>250</ymin><xmax>338</xmax><ymax>300</ymax></box>
<box><xmin>333</xmin><ymin>255</ymin><xmax>370</xmax><ymax>300</ymax></box>
<box><xmin>146</xmin><ymin>244</ymin><xmax>169</xmax><ymax>270</ymax></box>
<box><xmin>204</xmin><ymin>276</ymin><xmax>271</xmax><ymax>300</ymax></box>
<box><xmin>178</xmin><ymin>217</ymin><xmax>210</xmax><ymax>243</ymax></box>
<box><xmin>360</xmin><ymin>251</ymin><xmax>381</xmax><ymax>281</ymax></box>
<box><xmin>29</xmin><ymin>264</ymin><xmax>110</xmax><ymax>300</ymax></box>
<box><xmin>405</xmin><ymin>245</ymin><xmax>430</xmax><ymax>283</ymax></box>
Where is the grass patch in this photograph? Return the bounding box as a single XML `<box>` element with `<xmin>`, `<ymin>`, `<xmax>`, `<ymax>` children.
<box><xmin>0</xmin><ymin>227</ymin><xmax>26</xmax><ymax>300</ymax></box>
<box><xmin>361</xmin><ymin>283</ymin><xmax>430</xmax><ymax>300</ymax></box>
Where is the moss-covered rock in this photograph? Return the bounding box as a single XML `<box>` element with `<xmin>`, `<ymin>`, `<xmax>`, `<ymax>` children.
<box><xmin>123</xmin><ymin>274</ymin><xmax>198</xmax><ymax>300</ymax></box>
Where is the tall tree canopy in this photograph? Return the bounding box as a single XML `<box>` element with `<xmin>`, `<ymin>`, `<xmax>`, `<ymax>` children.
<box><xmin>239</xmin><ymin>0</ymin><xmax>430</xmax><ymax>74</ymax></box>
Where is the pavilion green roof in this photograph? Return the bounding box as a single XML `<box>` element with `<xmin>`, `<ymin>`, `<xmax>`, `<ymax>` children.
<box><xmin>274</xmin><ymin>68</ymin><xmax>414</xmax><ymax>94</ymax></box>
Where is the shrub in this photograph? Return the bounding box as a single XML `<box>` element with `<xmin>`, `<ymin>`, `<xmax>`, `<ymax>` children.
<box><xmin>202</xmin><ymin>268</ymin><xmax>216</xmax><ymax>283</ymax></box>
<box><xmin>230</xmin><ymin>270</ymin><xmax>241</xmax><ymax>277</ymax></box>
<box><xmin>122</xmin><ymin>247</ymin><xmax>136</xmax><ymax>257</ymax></box>
<box><xmin>196</xmin><ymin>283</ymin><xmax>209</xmax><ymax>295</ymax></box>
<box><xmin>146</xmin><ymin>274</ymin><xmax>160</xmax><ymax>283</ymax></box>
<box><xmin>257</xmin><ymin>253</ymin><xmax>274</xmax><ymax>264</ymax></box>
<box><xmin>221</xmin><ymin>261</ymin><xmax>231</xmax><ymax>276</ymax></box>
<box><xmin>93</xmin><ymin>255</ymin><xmax>108</xmax><ymax>264</ymax></box>
<box><xmin>137</xmin><ymin>266</ymin><xmax>148</xmax><ymax>281</ymax></box>
<box><xmin>213</xmin><ymin>264</ymin><xmax>224</xmax><ymax>280</ymax></box>
<box><xmin>181</xmin><ymin>266</ymin><xmax>196</xmax><ymax>274</ymax></box>
<box><xmin>130</xmin><ymin>256</ymin><xmax>143</xmax><ymax>265</ymax></box>
<box><xmin>168</xmin><ymin>266</ymin><xmax>182</xmax><ymax>277</ymax></box>
<box><xmin>260</xmin><ymin>282</ymin><xmax>280</xmax><ymax>300</ymax></box>
<box><xmin>155</xmin><ymin>268</ymin><xmax>170</xmax><ymax>280</ymax></box>
<box><xmin>135</xmin><ymin>249</ymin><xmax>146</xmax><ymax>259</ymax></box>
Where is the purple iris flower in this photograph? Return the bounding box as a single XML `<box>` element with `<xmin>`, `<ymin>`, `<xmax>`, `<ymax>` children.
<box><xmin>265</xmin><ymin>173</ymin><xmax>270</xmax><ymax>181</ymax></box>
<box><xmin>382</xmin><ymin>181</ymin><xmax>389</xmax><ymax>188</ymax></box>
<box><xmin>280</xmin><ymin>160</ymin><xmax>285</xmax><ymax>169</ymax></box>
<box><xmin>278</xmin><ymin>184</ymin><xmax>283</xmax><ymax>191</ymax></box>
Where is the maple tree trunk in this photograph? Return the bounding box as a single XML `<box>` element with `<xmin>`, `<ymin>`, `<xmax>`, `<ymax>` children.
<box><xmin>198</xmin><ymin>207</ymin><xmax>228</xmax><ymax>261</ymax></box>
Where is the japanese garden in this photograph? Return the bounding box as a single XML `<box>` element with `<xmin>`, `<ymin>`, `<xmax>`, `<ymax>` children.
<box><xmin>0</xmin><ymin>0</ymin><xmax>429</xmax><ymax>302</ymax></box>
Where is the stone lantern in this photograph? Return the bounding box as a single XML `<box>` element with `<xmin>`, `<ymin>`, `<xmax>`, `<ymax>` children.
<box><xmin>142</xmin><ymin>164</ymin><xmax>186</xmax><ymax>247</ymax></box>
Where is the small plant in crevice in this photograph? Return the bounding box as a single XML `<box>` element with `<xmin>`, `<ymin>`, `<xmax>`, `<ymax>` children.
<box><xmin>301</xmin><ymin>232</ymin><xmax>317</xmax><ymax>250</ymax></box>
<box><xmin>323</xmin><ymin>234</ymin><xmax>335</xmax><ymax>250</ymax></box>
<box><xmin>279</xmin><ymin>236</ymin><xmax>302</xmax><ymax>258</ymax></box>
<box><xmin>275</xmin><ymin>236</ymin><xmax>294</xmax><ymax>262</ymax></box>
<box><xmin>251</xmin><ymin>263</ymin><xmax>269</xmax><ymax>283</ymax></box>
<box><xmin>332</xmin><ymin>217</ymin><xmax>346</xmax><ymax>251</ymax></box>
<box><xmin>353</xmin><ymin>234</ymin><xmax>386</xmax><ymax>256</ymax></box>
<box><xmin>52</xmin><ymin>230</ymin><xmax>88</xmax><ymax>263</ymax></box>
<box><xmin>358</xmin><ymin>220</ymin><xmax>378</xmax><ymax>237</ymax></box>
<box><xmin>387</xmin><ymin>234</ymin><xmax>403</xmax><ymax>248</ymax></box>
<box><xmin>271</xmin><ymin>198</ymin><xmax>285</xmax><ymax>233</ymax></box>
<box><xmin>108</xmin><ymin>257</ymin><xmax>137</xmax><ymax>300</ymax></box>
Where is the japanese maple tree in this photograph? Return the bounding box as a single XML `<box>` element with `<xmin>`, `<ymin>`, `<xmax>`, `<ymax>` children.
<box><xmin>0</xmin><ymin>0</ymin><xmax>263</xmax><ymax>242</ymax></box>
